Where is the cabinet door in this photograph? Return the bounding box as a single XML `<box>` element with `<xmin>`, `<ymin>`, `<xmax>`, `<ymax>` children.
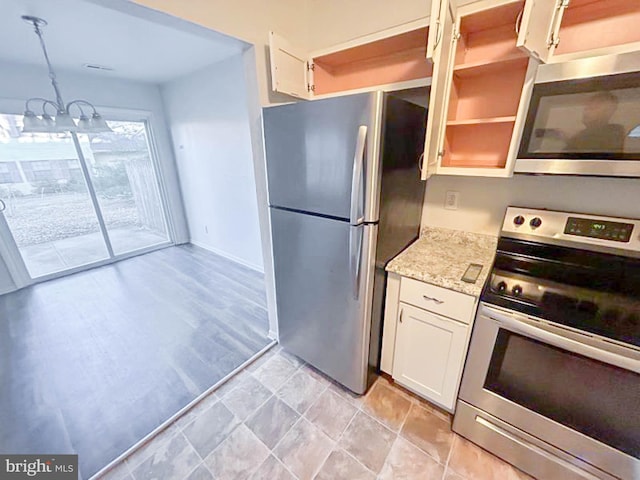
<box><xmin>422</xmin><ymin>0</ymin><xmax>457</xmax><ymax>180</ymax></box>
<box><xmin>269</xmin><ymin>31</ymin><xmax>312</xmax><ymax>99</ymax></box>
<box><xmin>516</xmin><ymin>0</ymin><xmax>568</xmax><ymax>63</ymax></box>
<box><xmin>393</xmin><ymin>303</ymin><xmax>468</xmax><ymax>411</ymax></box>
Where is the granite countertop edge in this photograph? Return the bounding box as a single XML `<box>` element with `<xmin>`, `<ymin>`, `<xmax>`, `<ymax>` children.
<box><xmin>386</xmin><ymin>226</ymin><xmax>498</xmax><ymax>297</ymax></box>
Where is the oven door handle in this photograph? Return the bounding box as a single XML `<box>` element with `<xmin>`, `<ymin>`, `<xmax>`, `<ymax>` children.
<box><xmin>484</xmin><ymin>307</ymin><xmax>640</xmax><ymax>374</ymax></box>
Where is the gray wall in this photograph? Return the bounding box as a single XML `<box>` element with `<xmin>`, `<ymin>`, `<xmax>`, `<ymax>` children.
<box><xmin>0</xmin><ymin>60</ymin><xmax>188</xmax><ymax>293</ymax></box>
<box><xmin>161</xmin><ymin>55</ymin><xmax>264</xmax><ymax>271</ymax></box>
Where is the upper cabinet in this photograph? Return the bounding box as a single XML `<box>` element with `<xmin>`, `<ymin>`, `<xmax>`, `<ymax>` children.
<box><xmin>518</xmin><ymin>0</ymin><xmax>640</xmax><ymax>64</ymax></box>
<box><xmin>269</xmin><ymin>22</ymin><xmax>433</xmax><ymax>100</ymax></box>
<box><xmin>422</xmin><ymin>0</ymin><xmax>538</xmax><ymax>178</ymax></box>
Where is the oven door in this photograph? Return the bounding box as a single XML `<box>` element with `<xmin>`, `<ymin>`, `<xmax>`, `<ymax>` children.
<box><xmin>458</xmin><ymin>303</ymin><xmax>640</xmax><ymax>480</ymax></box>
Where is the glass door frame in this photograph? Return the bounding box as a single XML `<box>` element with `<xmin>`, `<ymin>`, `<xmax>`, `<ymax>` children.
<box><xmin>0</xmin><ymin>99</ymin><xmax>174</xmax><ymax>288</ymax></box>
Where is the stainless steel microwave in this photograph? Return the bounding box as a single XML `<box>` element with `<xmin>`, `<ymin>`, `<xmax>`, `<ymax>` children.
<box><xmin>515</xmin><ymin>52</ymin><xmax>640</xmax><ymax>177</ymax></box>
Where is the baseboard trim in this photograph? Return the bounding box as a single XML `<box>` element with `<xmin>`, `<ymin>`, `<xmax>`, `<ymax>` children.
<box><xmin>189</xmin><ymin>240</ymin><xmax>264</xmax><ymax>273</ymax></box>
<box><xmin>0</xmin><ymin>285</ymin><xmax>17</xmax><ymax>296</ymax></box>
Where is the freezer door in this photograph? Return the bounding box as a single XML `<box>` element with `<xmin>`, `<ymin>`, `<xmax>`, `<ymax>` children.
<box><xmin>271</xmin><ymin>207</ymin><xmax>377</xmax><ymax>394</ymax></box>
<box><xmin>264</xmin><ymin>92</ymin><xmax>383</xmax><ymax>221</ymax></box>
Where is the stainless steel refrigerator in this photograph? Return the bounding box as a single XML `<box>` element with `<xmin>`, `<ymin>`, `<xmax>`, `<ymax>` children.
<box><xmin>263</xmin><ymin>91</ymin><xmax>426</xmax><ymax>394</ymax></box>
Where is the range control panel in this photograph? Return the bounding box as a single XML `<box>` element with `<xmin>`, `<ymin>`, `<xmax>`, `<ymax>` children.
<box><xmin>502</xmin><ymin>207</ymin><xmax>640</xmax><ymax>255</ymax></box>
<box><xmin>564</xmin><ymin>217</ymin><xmax>634</xmax><ymax>243</ymax></box>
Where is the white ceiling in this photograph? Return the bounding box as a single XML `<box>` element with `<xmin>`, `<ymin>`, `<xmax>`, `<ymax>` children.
<box><xmin>0</xmin><ymin>0</ymin><xmax>247</xmax><ymax>83</ymax></box>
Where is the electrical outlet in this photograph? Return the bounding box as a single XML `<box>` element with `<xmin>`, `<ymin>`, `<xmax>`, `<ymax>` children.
<box><xmin>445</xmin><ymin>191</ymin><xmax>459</xmax><ymax>210</ymax></box>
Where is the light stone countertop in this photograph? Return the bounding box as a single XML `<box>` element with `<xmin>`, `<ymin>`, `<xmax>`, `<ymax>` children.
<box><xmin>386</xmin><ymin>226</ymin><xmax>498</xmax><ymax>297</ymax></box>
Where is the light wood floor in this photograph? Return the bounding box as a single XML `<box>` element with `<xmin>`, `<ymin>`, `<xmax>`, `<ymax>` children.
<box><xmin>0</xmin><ymin>244</ymin><xmax>271</xmax><ymax>478</ymax></box>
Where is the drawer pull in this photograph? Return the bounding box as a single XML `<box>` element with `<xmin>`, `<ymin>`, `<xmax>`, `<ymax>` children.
<box><xmin>423</xmin><ymin>295</ymin><xmax>444</xmax><ymax>305</ymax></box>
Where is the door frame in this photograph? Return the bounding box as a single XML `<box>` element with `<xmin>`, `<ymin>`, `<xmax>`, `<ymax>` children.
<box><xmin>0</xmin><ymin>99</ymin><xmax>174</xmax><ymax>289</ymax></box>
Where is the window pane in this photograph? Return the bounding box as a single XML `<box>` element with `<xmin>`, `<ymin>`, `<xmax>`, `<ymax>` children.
<box><xmin>77</xmin><ymin>120</ymin><xmax>168</xmax><ymax>254</ymax></box>
<box><xmin>0</xmin><ymin>114</ymin><xmax>108</xmax><ymax>277</ymax></box>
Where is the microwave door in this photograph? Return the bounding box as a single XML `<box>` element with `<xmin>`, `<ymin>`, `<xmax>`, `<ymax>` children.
<box><xmin>515</xmin><ymin>55</ymin><xmax>640</xmax><ymax>176</ymax></box>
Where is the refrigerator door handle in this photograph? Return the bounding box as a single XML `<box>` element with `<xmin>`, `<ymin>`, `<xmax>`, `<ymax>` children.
<box><xmin>349</xmin><ymin>224</ymin><xmax>364</xmax><ymax>299</ymax></box>
<box><xmin>349</xmin><ymin>125</ymin><xmax>368</xmax><ymax>225</ymax></box>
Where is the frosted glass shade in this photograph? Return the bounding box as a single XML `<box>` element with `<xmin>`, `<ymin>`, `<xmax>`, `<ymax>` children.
<box><xmin>89</xmin><ymin>113</ymin><xmax>112</xmax><ymax>133</ymax></box>
<box><xmin>76</xmin><ymin>114</ymin><xmax>92</xmax><ymax>132</ymax></box>
<box><xmin>41</xmin><ymin>113</ymin><xmax>56</xmax><ymax>130</ymax></box>
<box><xmin>22</xmin><ymin>111</ymin><xmax>46</xmax><ymax>133</ymax></box>
<box><xmin>54</xmin><ymin>112</ymin><xmax>78</xmax><ymax>132</ymax></box>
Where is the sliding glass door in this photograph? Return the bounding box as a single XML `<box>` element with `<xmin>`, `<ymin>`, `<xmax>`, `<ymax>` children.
<box><xmin>0</xmin><ymin>113</ymin><xmax>169</xmax><ymax>280</ymax></box>
<box><xmin>77</xmin><ymin>120</ymin><xmax>168</xmax><ymax>255</ymax></box>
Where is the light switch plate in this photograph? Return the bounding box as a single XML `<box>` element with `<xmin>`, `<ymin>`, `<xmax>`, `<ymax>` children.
<box><xmin>445</xmin><ymin>191</ymin><xmax>459</xmax><ymax>210</ymax></box>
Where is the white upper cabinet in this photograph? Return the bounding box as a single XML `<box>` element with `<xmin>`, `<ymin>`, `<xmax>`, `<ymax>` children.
<box><xmin>269</xmin><ymin>31</ymin><xmax>313</xmax><ymax>100</ymax></box>
<box><xmin>517</xmin><ymin>0</ymin><xmax>640</xmax><ymax>64</ymax></box>
<box><xmin>268</xmin><ymin>22</ymin><xmax>432</xmax><ymax>101</ymax></box>
<box><xmin>516</xmin><ymin>0</ymin><xmax>565</xmax><ymax>63</ymax></box>
<box><xmin>422</xmin><ymin>0</ymin><xmax>457</xmax><ymax>179</ymax></box>
<box><xmin>422</xmin><ymin>0</ymin><xmax>538</xmax><ymax>178</ymax></box>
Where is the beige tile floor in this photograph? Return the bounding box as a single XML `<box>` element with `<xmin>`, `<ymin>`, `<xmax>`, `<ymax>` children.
<box><xmin>98</xmin><ymin>346</ymin><xmax>534</xmax><ymax>480</ymax></box>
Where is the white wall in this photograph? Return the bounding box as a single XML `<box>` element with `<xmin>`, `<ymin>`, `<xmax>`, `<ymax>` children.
<box><xmin>130</xmin><ymin>0</ymin><xmax>309</xmax><ymax>107</ymax></box>
<box><xmin>306</xmin><ymin>0</ymin><xmax>429</xmax><ymax>51</ymax></box>
<box><xmin>422</xmin><ymin>175</ymin><xmax>640</xmax><ymax>235</ymax></box>
<box><xmin>0</xmin><ymin>60</ymin><xmax>188</xmax><ymax>292</ymax></box>
<box><xmin>162</xmin><ymin>56</ymin><xmax>264</xmax><ymax>271</ymax></box>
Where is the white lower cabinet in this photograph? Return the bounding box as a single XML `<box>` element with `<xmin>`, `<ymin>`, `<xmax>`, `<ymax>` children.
<box><xmin>392</xmin><ymin>302</ymin><xmax>469</xmax><ymax>411</ymax></box>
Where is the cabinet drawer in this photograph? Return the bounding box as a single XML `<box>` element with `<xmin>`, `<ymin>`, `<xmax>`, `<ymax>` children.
<box><xmin>399</xmin><ymin>277</ymin><xmax>475</xmax><ymax>324</ymax></box>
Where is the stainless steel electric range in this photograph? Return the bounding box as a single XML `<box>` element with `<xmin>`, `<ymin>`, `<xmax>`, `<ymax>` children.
<box><xmin>453</xmin><ymin>207</ymin><xmax>640</xmax><ymax>480</ymax></box>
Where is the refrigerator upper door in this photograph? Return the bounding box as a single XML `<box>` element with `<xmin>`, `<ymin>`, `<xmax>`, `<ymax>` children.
<box><xmin>264</xmin><ymin>92</ymin><xmax>383</xmax><ymax>222</ymax></box>
<box><xmin>271</xmin><ymin>207</ymin><xmax>377</xmax><ymax>394</ymax></box>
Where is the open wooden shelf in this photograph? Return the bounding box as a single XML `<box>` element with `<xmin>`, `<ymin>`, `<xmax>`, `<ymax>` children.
<box><xmin>439</xmin><ymin>1</ymin><xmax>528</xmax><ymax>172</ymax></box>
<box><xmin>313</xmin><ymin>27</ymin><xmax>432</xmax><ymax>95</ymax></box>
<box><xmin>454</xmin><ymin>1</ymin><xmax>525</xmax><ymax>66</ymax></box>
<box><xmin>447</xmin><ymin>63</ymin><xmax>527</xmax><ymax>121</ymax></box>
<box><xmin>555</xmin><ymin>0</ymin><xmax>640</xmax><ymax>56</ymax></box>
<box><xmin>447</xmin><ymin>116</ymin><xmax>516</xmax><ymax>126</ymax></box>
<box><xmin>453</xmin><ymin>54</ymin><xmax>527</xmax><ymax>78</ymax></box>
<box><xmin>460</xmin><ymin>1</ymin><xmax>524</xmax><ymax>34</ymax></box>
<box><xmin>442</xmin><ymin>122</ymin><xmax>515</xmax><ymax>169</ymax></box>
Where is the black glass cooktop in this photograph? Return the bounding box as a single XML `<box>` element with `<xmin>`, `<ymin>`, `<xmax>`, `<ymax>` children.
<box><xmin>482</xmin><ymin>238</ymin><xmax>640</xmax><ymax>348</ymax></box>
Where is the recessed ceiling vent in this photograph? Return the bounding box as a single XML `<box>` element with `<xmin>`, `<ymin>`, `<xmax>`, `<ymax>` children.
<box><xmin>83</xmin><ymin>63</ymin><xmax>114</xmax><ymax>72</ymax></box>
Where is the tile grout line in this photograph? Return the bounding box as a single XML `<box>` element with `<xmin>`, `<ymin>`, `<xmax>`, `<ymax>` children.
<box><xmin>442</xmin><ymin>433</ymin><xmax>460</xmax><ymax>480</ymax></box>
<box><xmin>177</xmin><ymin>430</ymin><xmax>207</xmax><ymax>480</ymax></box>
<box><xmin>329</xmin><ymin>405</ymin><xmax>379</xmax><ymax>476</ymax></box>
<box><xmin>270</xmin><ymin>452</ymin><xmax>301</xmax><ymax>480</ymax></box>
<box><xmin>267</xmin><ymin>415</ymin><xmax>313</xmax><ymax>479</ymax></box>
<box><xmin>283</xmin><ymin>372</ymin><xmax>331</xmax><ymax>418</ymax></box>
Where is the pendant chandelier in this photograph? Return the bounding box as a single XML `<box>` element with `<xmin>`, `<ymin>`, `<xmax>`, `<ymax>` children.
<box><xmin>21</xmin><ymin>15</ymin><xmax>112</xmax><ymax>134</ymax></box>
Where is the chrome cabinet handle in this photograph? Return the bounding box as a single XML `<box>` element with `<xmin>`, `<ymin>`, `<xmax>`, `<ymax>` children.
<box><xmin>433</xmin><ymin>20</ymin><xmax>442</xmax><ymax>50</ymax></box>
<box><xmin>515</xmin><ymin>9</ymin><xmax>523</xmax><ymax>35</ymax></box>
<box><xmin>423</xmin><ymin>295</ymin><xmax>444</xmax><ymax>305</ymax></box>
<box><xmin>399</xmin><ymin>308</ymin><xmax>404</xmax><ymax>323</ymax></box>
